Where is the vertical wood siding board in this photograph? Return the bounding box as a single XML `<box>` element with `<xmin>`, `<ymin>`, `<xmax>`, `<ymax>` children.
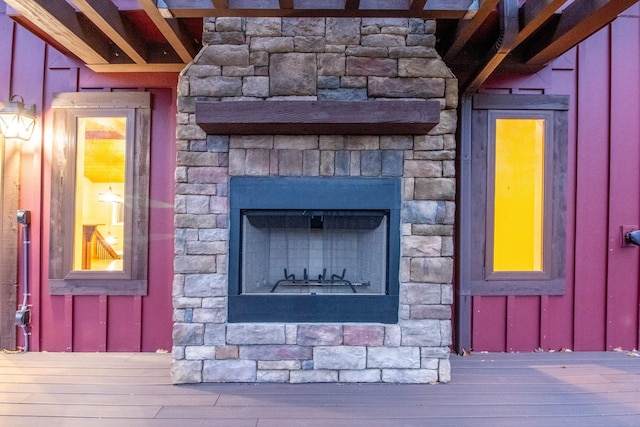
<box><xmin>0</xmin><ymin>14</ymin><xmax>14</xmax><ymax>99</ymax></box>
<box><xmin>0</xmin><ymin>14</ymin><xmax>18</xmax><ymax>350</ymax></box>
<box><xmin>506</xmin><ymin>295</ymin><xmax>515</xmax><ymax>352</ymax></box>
<box><xmin>106</xmin><ymin>296</ymin><xmax>136</xmax><ymax>351</ymax></box>
<box><xmin>572</xmin><ymin>27</ymin><xmax>611</xmax><ymax>351</ymax></box>
<box><xmin>11</xmin><ymin>24</ymin><xmax>46</xmax><ymax>351</ymax></box>
<box><xmin>539</xmin><ymin>295</ymin><xmax>549</xmax><ymax>350</ymax></box>
<box><xmin>64</xmin><ymin>295</ymin><xmax>73</xmax><ymax>351</ymax></box>
<box><xmin>511</xmin><ymin>296</ymin><xmax>542</xmax><ymax>351</ymax></box>
<box><xmin>606</xmin><ymin>16</ymin><xmax>640</xmax><ymax>350</ymax></box>
<box><xmin>40</xmin><ymin>67</ymin><xmax>79</xmax><ymax>351</ymax></box>
<box><xmin>98</xmin><ymin>295</ymin><xmax>108</xmax><ymax>351</ymax></box>
<box><xmin>141</xmin><ymin>88</ymin><xmax>174</xmax><ymax>352</ymax></box>
<box><xmin>473</xmin><ymin>296</ymin><xmax>508</xmax><ymax>351</ymax></box>
<box><xmin>133</xmin><ymin>295</ymin><xmax>142</xmax><ymax>352</ymax></box>
<box><xmin>548</xmin><ymin>51</ymin><xmax>579</xmax><ymax>351</ymax></box>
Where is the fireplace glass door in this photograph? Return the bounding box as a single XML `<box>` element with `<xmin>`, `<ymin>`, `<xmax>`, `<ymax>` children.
<box><xmin>241</xmin><ymin>210</ymin><xmax>388</xmax><ymax>295</ymax></box>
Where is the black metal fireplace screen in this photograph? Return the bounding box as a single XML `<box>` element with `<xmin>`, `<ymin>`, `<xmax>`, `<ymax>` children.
<box><xmin>228</xmin><ymin>177</ymin><xmax>400</xmax><ymax>323</ymax></box>
<box><xmin>242</xmin><ymin>210</ymin><xmax>388</xmax><ymax>295</ymax></box>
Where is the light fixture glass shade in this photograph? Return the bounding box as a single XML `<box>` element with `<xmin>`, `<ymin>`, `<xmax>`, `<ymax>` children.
<box><xmin>98</xmin><ymin>186</ymin><xmax>122</xmax><ymax>203</ymax></box>
<box><xmin>0</xmin><ymin>96</ymin><xmax>36</xmax><ymax>141</ymax></box>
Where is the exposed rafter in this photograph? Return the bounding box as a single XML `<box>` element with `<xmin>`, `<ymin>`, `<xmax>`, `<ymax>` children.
<box><xmin>3</xmin><ymin>0</ymin><xmax>638</xmax><ymax>74</ymax></box>
<box><xmin>138</xmin><ymin>0</ymin><xmax>198</xmax><ymax>63</ymax></box>
<box><xmin>69</xmin><ymin>0</ymin><xmax>147</xmax><ymax>64</ymax></box>
<box><xmin>526</xmin><ymin>0</ymin><xmax>639</xmax><ymax>66</ymax></box>
<box><xmin>444</xmin><ymin>0</ymin><xmax>501</xmax><ymax>62</ymax></box>
<box><xmin>4</xmin><ymin>0</ymin><xmax>112</xmax><ymax>64</ymax></box>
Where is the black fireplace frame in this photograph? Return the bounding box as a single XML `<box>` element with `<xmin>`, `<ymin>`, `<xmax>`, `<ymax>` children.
<box><xmin>228</xmin><ymin>177</ymin><xmax>401</xmax><ymax>323</ymax></box>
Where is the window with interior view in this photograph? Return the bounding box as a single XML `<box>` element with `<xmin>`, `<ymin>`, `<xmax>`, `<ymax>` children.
<box><xmin>73</xmin><ymin>116</ymin><xmax>127</xmax><ymax>272</ymax></box>
<box><xmin>49</xmin><ymin>93</ymin><xmax>150</xmax><ymax>295</ymax></box>
<box><xmin>467</xmin><ymin>95</ymin><xmax>568</xmax><ymax>295</ymax></box>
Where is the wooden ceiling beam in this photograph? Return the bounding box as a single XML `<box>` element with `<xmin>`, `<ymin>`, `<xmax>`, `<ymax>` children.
<box><xmin>345</xmin><ymin>0</ymin><xmax>361</xmax><ymax>10</ymax></box>
<box><xmin>515</xmin><ymin>0</ymin><xmax>569</xmax><ymax>45</ymax></box>
<box><xmin>163</xmin><ymin>0</ymin><xmax>473</xmax><ymax>18</ymax></box>
<box><xmin>526</xmin><ymin>0</ymin><xmax>639</xmax><ymax>66</ymax></box>
<box><xmin>4</xmin><ymin>0</ymin><xmax>112</xmax><ymax>64</ymax></box>
<box><xmin>138</xmin><ymin>0</ymin><xmax>197</xmax><ymax>63</ymax></box>
<box><xmin>444</xmin><ymin>0</ymin><xmax>500</xmax><ymax>62</ymax></box>
<box><xmin>409</xmin><ymin>0</ymin><xmax>427</xmax><ymax>12</ymax></box>
<box><xmin>69</xmin><ymin>0</ymin><xmax>147</xmax><ymax>64</ymax></box>
<box><xmin>87</xmin><ymin>63</ymin><xmax>186</xmax><ymax>73</ymax></box>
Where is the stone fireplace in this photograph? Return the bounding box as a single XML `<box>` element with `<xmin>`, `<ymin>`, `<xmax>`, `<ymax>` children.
<box><xmin>173</xmin><ymin>16</ymin><xmax>457</xmax><ymax>383</ymax></box>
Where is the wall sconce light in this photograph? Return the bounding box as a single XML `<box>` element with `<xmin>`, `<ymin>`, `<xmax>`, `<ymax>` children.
<box><xmin>0</xmin><ymin>95</ymin><xmax>36</xmax><ymax>141</ymax></box>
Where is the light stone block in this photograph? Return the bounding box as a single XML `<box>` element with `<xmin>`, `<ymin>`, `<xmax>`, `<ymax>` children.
<box><xmin>314</xmin><ymin>346</ymin><xmax>366</xmax><ymax>370</ymax></box>
<box><xmin>171</xmin><ymin>360</ymin><xmax>202</xmax><ymax>384</ymax></box>
<box><xmin>339</xmin><ymin>369</ymin><xmax>382</xmax><ymax>383</ymax></box>
<box><xmin>367</xmin><ymin>347</ymin><xmax>420</xmax><ymax>369</ymax></box>
<box><xmin>227</xmin><ymin>324</ymin><xmax>286</xmax><ymax>345</ymax></box>
<box><xmin>257</xmin><ymin>370</ymin><xmax>290</xmax><ymax>383</ymax></box>
<box><xmin>290</xmin><ymin>370</ymin><xmax>339</xmax><ymax>383</ymax></box>
<box><xmin>382</xmin><ymin>369</ymin><xmax>438</xmax><ymax>384</ymax></box>
<box><xmin>203</xmin><ymin>360</ymin><xmax>257</xmax><ymax>382</ymax></box>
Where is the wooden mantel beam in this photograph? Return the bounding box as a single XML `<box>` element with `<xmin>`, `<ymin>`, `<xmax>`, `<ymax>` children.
<box><xmin>196</xmin><ymin>101</ymin><xmax>441</xmax><ymax>135</ymax></box>
<box><xmin>526</xmin><ymin>0</ymin><xmax>639</xmax><ymax>66</ymax></box>
<box><xmin>4</xmin><ymin>0</ymin><xmax>112</xmax><ymax>65</ymax></box>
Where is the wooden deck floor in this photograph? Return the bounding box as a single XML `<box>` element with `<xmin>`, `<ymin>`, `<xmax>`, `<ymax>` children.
<box><xmin>1</xmin><ymin>351</ymin><xmax>640</xmax><ymax>426</ymax></box>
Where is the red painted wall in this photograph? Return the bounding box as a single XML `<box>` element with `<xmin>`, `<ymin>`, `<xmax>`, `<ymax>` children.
<box><xmin>0</xmin><ymin>12</ymin><xmax>175</xmax><ymax>352</ymax></box>
<box><xmin>471</xmin><ymin>5</ymin><xmax>640</xmax><ymax>352</ymax></box>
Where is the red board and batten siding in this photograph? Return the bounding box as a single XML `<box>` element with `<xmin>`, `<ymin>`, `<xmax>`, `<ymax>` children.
<box><xmin>472</xmin><ymin>6</ymin><xmax>640</xmax><ymax>352</ymax></box>
<box><xmin>1</xmin><ymin>14</ymin><xmax>175</xmax><ymax>352</ymax></box>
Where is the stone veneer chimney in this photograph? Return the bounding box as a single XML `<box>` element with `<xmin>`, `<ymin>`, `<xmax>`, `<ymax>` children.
<box><xmin>172</xmin><ymin>17</ymin><xmax>457</xmax><ymax>384</ymax></box>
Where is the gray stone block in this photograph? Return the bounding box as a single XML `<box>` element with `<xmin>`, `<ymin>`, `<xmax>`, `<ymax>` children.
<box><xmin>278</xmin><ymin>149</ymin><xmax>303</xmax><ymax>176</ymax></box>
<box><xmin>360</xmin><ymin>150</ymin><xmax>382</xmax><ymax>176</ymax></box>
<box><xmin>173</xmin><ymin>323</ymin><xmax>204</xmax><ymax>346</ymax></box>
<box><xmin>401</xmin><ymin>283</ymin><xmax>442</xmax><ymax>305</ymax></box>
<box><xmin>243</xmin><ymin>76</ymin><xmax>269</xmax><ymax>97</ymax></box>
<box><xmin>246</xmin><ymin>18</ymin><xmax>281</xmax><ymax>36</ymax></box>
<box><xmin>270</xmin><ymin>53</ymin><xmax>317</xmax><ymax>96</ymax></box>
<box><xmin>318</xmin><ymin>88</ymin><xmax>367</xmax><ymax>101</ymax></box>
<box><xmin>335</xmin><ymin>150</ymin><xmax>350</xmax><ymax>176</ymax></box>
<box><xmin>207</xmin><ymin>135</ymin><xmax>229</xmax><ymax>152</ymax></box>
<box><xmin>367</xmin><ymin>347</ymin><xmax>420</xmax><ymax>369</ymax></box>
<box><xmin>171</xmin><ymin>360</ymin><xmax>202</xmax><ymax>384</ymax></box>
<box><xmin>203</xmin><ymin>360</ymin><xmax>257</xmax><ymax>382</ymax></box>
<box><xmin>239</xmin><ymin>345</ymin><xmax>312</xmax><ymax>361</ymax></box>
<box><xmin>227</xmin><ymin>324</ymin><xmax>286</xmax><ymax>345</ymax></box>
<box><xmin>401</xmin><ymin>320</ymin><xmax>442</xmax><ymax>346</ymax></box>
<box><xmin>297</xmin><ymin>325</ymin><xmax>343</xmax><ymax>345</ymax></box>
<box><xmin>368</xmin><ymin>77</ymin><xmax>444</xmax><ymax>98</ymax></box>
<box><xmin>326</xmin><ymin>18</ymin><xmax>361</xmax><ymax>45</ymax></box>
<box><xmin>198</xmin><ymin>45</ymin><xmax>250</xmax><ymax>66</ymax></box>
<box><xmin>402</xmin><ymin>235</ymin><xmax>441</xmax><ymax>257</ymax></box>
<box><xmin>346</xmin><ymin>57</ymin><xmax>398</xmax><ymax>77</ymax></box>
<box><xmin>283</xmin><ymin>18</ymin><xmax>326</xmax><ymax>36</ymax></box>
<box><xmin>314</xmin><ymin>346</ymin><xmax>366</xmax><ymax>370</ymax></box>
<box><xmin>339</xmin><ymin>369</ymin><xmax>382</xmax><ymax>383</ymax></box>
<box><xmin>402</xmin><ymin>200</ymin><xmax>447</xmax><ymax>224</ymax></box>
<box><xmin>410</xmin><ymin>257</ymin><xmax>454</xmax><ymax>283</ymax></box>
<box><xmin>318</xmin><ymin>53</ymin><xmax>345</xmax><ymax>76</ymax></box>
<box><xmin>184</xmin><ymin>274</ymin><xmax>227</xmax><ymax>297</ymax></box>
<box><xmin>290</xmin><ymin>370</ymin><xmax>339</xmax><ymax>383</ymax></box>
<box><xmin>381</xmin><ymin>150</ymin><xmax>404</xmax><ymax>176</ymax></box>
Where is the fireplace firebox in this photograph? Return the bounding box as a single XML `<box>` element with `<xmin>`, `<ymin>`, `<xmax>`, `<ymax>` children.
<box><xmin>229</xmin><ymin>177</ymin><xmax>400</xmax><ymax>323</ymax></box>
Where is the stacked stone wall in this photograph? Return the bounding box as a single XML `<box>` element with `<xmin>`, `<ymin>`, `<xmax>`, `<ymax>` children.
<box><xmin>173</xmin><ymin>16</ymin><xmax>457</xmax><ymax>384</ymax></box>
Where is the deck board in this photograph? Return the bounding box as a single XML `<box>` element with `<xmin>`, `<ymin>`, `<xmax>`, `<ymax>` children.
<box><xmin>0</xmin><ymin>351</ymin><xmax>639</xmax><ymax>426</ymax></box>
